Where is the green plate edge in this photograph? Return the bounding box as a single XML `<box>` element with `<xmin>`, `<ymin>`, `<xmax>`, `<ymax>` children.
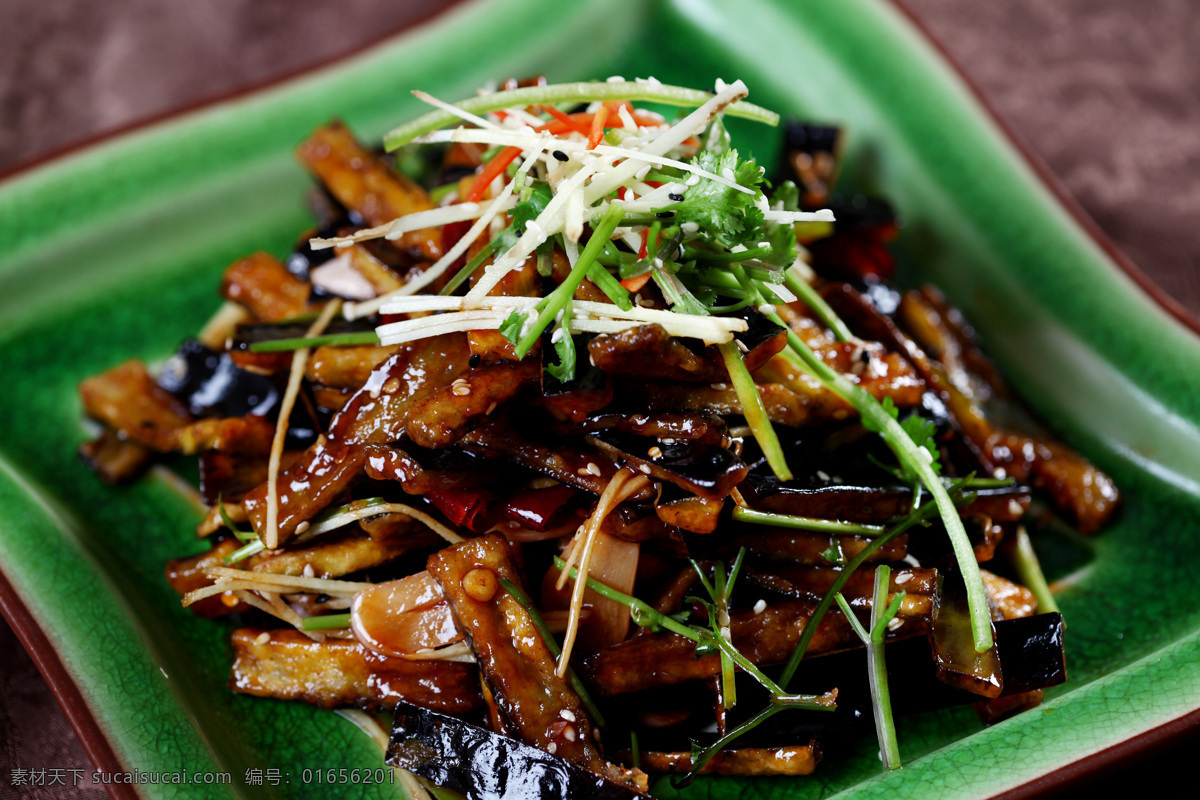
<box><xmin>1</xmin><ymin>0</ymin><xmax>1198</xmax><ymax>798</ymax></box>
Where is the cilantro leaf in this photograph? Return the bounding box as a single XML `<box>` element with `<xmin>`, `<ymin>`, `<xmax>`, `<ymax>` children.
<box><xmin>663</xmin><ymin>149</ymin><xmax>765</xmax><ymax>248</ymax></box>
<box><xmin>900</xmin><ymin>413</ymin><xmax>942</xmax><ymax>476</ymax></box>
<box><xmin>498</xmin><ymin>308</ymin><xmax>526</xmax><ymax>345</ymax></box>
<box><xmin>764</xmin><ymin>181</ymin><xmax>801</xmax><ymax>267</ymax></box>
<box><xmin>544</xmin><ymin>311</ymin><xmax>577</xmax><ymax>384</ymax></box>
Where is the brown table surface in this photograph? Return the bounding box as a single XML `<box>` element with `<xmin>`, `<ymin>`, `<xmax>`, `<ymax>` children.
<box><xmin>2</xmin><ymin>1</ymin><xmax>1198</xmax><ymax>798</ymax></box>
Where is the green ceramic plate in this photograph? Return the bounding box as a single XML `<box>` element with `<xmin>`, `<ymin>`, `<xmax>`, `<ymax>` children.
<box><xmin>3</xmin><ymin>0</ymin><xmax>1199</xmax><ymax>798</ymax></box>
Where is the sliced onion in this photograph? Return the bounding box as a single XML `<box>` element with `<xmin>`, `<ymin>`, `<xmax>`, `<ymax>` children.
<box><xmin>543</xmin><ymin>533</ymin><xmax>639</xmax><ymax>652</ymax></box>
<box><xmin>350</xmin><ymin>571</ymin><xmax>462</xmax><ymax>657</ymax></box>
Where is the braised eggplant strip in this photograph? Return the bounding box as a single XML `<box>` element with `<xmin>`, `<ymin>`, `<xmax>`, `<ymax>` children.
<box><xmin>78</xmin><ymin>428</ymin><xmax>154</xmax><ymax>484</ymax></box>
<box><xmin>79</xmin><ymin>359</ymin><xmax>195</xmax><ymax>451</ymax></box>
<box><xmin>78</xmin><ymin>78</ymin><xmax>1116</xmax><ymax>794</ymax></box>
<box><xmin>221</xmin><ymin>251</ymin><xmax>313</xmax><ymax>322</ymax></box>
<box><xmin>581</xmin><ymin>599</ymin><xmax>857</xmax><ymax>696</ymax></box>
<box><xmin>229</xmin><ymin>629</ymin><xmax>481</xmax><ymax>713</ymax></box>
<box><xmin>632</xmin><ymin>744</ymin><xmax>820</xmax><ymax>777</ymax></box>
<box><xmin>296</xmin><ymin>122</ymin><xmax>442</xmax><ymax>262</ymax></box>
<box><xmin>426</xmin><ymin>535</ymin><xmax>633</xmax><ymax>784</ymax></box>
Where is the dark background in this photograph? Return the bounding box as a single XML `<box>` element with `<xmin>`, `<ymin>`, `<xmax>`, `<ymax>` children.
<box><xmin>2</xmin><ymin>1</ymin><xmax>1198</xmax><ymax>798</ymax></box>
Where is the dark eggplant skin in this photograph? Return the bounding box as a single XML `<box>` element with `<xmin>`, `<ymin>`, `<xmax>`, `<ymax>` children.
<box><xmin>388</xmin><ymin>704</ymin><xmax>651</xmax><ymax>800</ymax></box>
<box><xmin>159</xmin><ymin>338</ymin><xmax>279</xmax><ymax>418</ymax></box>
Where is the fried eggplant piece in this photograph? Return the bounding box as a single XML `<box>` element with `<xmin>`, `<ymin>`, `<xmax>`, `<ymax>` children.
<box><xmin>634</xmin><ymin>743</ymin><xmax>820</xmax><ymax>776</ymax></box>
<box><xmin>242</xmin><ymin>441</ymin><xmax>369</xmax><ymax>546</ymax></box>
<box><xmin>229</xmin><ymin>629</ymin><xmax>480</xmax><ymax>713</ymax></box>
<box><xmin>78</xmin><ymin>428</ymin><xmax>155</xmax><ymax>484</ymax></box>
<box><xmin>582</xmin><ymin>600</ymin><xmax>856</xmax><ymax>696</ymax></box>
<box><xmin>739</xmin><ymin>477</ymin><xmax>1029</xmax><ymax>526</ymax></box>
<box><xmin>176</xmin><ymin>414</ymin><xmax>277</xmax><ymax>456</ymax></box>
<box><xmin>981</xmin><ymin>569</ymin><xmax>1037</xmax><ymax>621</ymax></box>
<box><xmin>165</xmin><ymin>538</ymin><xmax>250</xmax><ymax>617</ymax></box>
<box><xmin>297</xmin><ymin>122</ymin><xmax>442</xmax><ymax>262</ymax></box>
<box><xmin>573</xmin><ymin>411</ymin><xmax>727</xmax><ymax>445</ymax></box>
<box><xmin>406</xmin><ymin>358</ymin><xmax>540</xmax><ymax>449</ymax></box>
<box><xmin>780</xmin><ymin>121</ymin><xmax>842</xmax><ymax>208</ymax></box>
<box><xmin>248</xmin><ymin>526</ymin><xmax>440</xmax><ymax>579</ymax></box>
<box><xmin>733</xmin><ymin>528</ymin><xmax>908</xmax><ymax>565</ymax></box>
<box><xmin>220</xmin><ymin>251</ymin><xmax>312</xmax><ymax>322</ymax></box>
<box><xmin>897</xmin><ymin>288</ymin><xmax>1119</xmax><ymax>532</ymax></box>
<box><xmin>654</xmin><ymin>493</ymin><xmax>723</xmax><ymax>534</ymax></box>
<box><xmin>388</xmin><ymin>704</ymin><xmax>650</xmax><ymax>800</ymax></box>
<box><xmin>930</xmin><ymin>564</ymin><xmax>1002</xmax><ymax>698</ymax></box>
<box><xmin>586</xmin><ymin>431</ymin><xmax>747</xmax><ymax>501</ymax></box>
<box><xmin>307</xmin><ymin>343</ymin><xmax>399</xmax><ymax>390</ymax></box>
<box><xmin>587</xmin><ymin>323</ymin><xmax>784</xmax><ymax>384</ymax></box>
<box><xmin>745</xmin><ymin>564</ymin><xmax>937</xmax><ymax>621</ymax></box>
<box><xmin>825</xmin><ymin>282</ymin><xmax>1119</xmax><ymax>532</ymax></box>
<box><xmin>427</xmin><ymin>535</ymin><xmax>639</xmax><ymax>789</ymax></box>
<box><xmin>330</xmin><ymin>333</ymin><xmax>471</xmax><ymax>444</ymax></box>
<box><xmin>79</xmin><ymin>360</ymin><xmax>194</xmax><ymax>452</ymax></box>
<box><xmin>625</xmin><ymin>338</ymin><xmax>924</xmax><ymax>426</ymax></box>
<box><xmin>462</xmin><ymin>420</ymin><xmax>655</xmax><ymax>502</ymax></box>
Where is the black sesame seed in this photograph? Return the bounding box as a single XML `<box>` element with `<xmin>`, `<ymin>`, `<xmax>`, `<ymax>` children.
<box><xmin>656</xmin><ymin>211</ymin><xmax>675</xmax><ymax>218</ymax></box>
<box><xmin>860</xmin><ymin>350</ymin><xmax>871</xmax><ymax>364</ymax></box>
<box><xmin>552</xmin><ymin>150</ymin><xmax>569</xmax><ymax>162</ymax></box>
<box><xmin>469</xmin><ymin>353</ymin><xmax>481</xmax><ymax>368</ymax></box>
<box><xmin>668</xmin><ymin>193</ymin><xmax>684</xmax><ymax>202</ymax></box>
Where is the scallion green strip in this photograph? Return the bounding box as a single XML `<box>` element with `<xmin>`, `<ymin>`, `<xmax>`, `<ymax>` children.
<box><xmin>1010</xmin><ymin>525</ymin><xmax>1060</xmax><ymax>615</ymax></box>
<box><xmin>515</xmin><ymin>205</ymin><xmax>626</xmax><ymax>357</ymax></box>
<box><xmin>732</xmin><ymin>506</ymin><xmax>887</xmax><ymax>536</ymax></box>
<box><xmin>223</xmin><ymin>539</ymin><xmax>265</xmax><ymax>566</ymax></box>
<box><xmin>249</xmin><ymin>331</ymin><xmax>380</xmax><ymax>352</ymax></box>
<box><xmin>384</xmin><ymin>82</ymin><xmax>779</xmax><ymax>150</ymax></box>
<box><xmin>497</xmin><ymin>577</ymin><xmax>606</xmax><ymax>728</ymax></box>
<box><xmin>834</xmin><ymin>565</ymin><xmax>904</xmax><ymax>770</ymax></box>
<box><xmin>440</xmin><ymin>236</ymin><xmax>503</xmax><ymax>296</ymax></box>
<box><xmin>586</xmin><ymin>263</ymin><xmax>633</xmax><ymax>310</ymax></box>
<box><xmin>718</xmin><ymin>340</ymin><xmax>792</xmax><ymax>481</ymax></box>
<box><xmin>301</xmin><ymin>613</ymin><xmax>352</xmax><ymax>631</ymax></box>
<box><xmin>782</xmin><ymin>267</ymin><xmax>855</xmax><ymax>343</ymax></box>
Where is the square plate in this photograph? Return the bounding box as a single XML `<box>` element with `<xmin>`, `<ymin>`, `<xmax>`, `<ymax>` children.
<box><xmin>3</xmin><ymin>0</ymin><xmax>1200</xmax><ymax>798</ymax></box>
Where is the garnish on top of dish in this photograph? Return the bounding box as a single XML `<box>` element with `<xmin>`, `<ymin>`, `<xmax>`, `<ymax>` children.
<box><xmin>78</xmin><ymin>75</ymin><xmax>1119</xmax><ymax>798</ymax></box>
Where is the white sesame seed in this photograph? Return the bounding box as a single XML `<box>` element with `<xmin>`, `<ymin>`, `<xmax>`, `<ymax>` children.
<box><xmin>303</xmin><ymin>563</ymin><xmax>315</xmax><ymax>578</ymax></box>
<box><xmin>563</xmin><ymin>726</ymin><xmax>577</xmax><ymax>742</ymax></box>
<box><xmin>710</xmin><ymin>382</ymin><xmax>728</xmax><ymax>391</ymax></box>
<box><xmin>887</xmin><ymin>617</ymin><xmax>904</xmax><ymax>631</ymax></box>
<box><xmin>1008</xmin><ymin>500</ymin><xmax>1024</xmax><ymax>517</ymax></box>
<box><xmin>295</xmin><ymin>521</ymin><xmax>310</xmax><ymax>534</ymax></box>
<box><xmin>647</xmin><ymin>446</ymin><xmax>663</xmax><ymax>459</ymax></box>
<box><xmin>606</xmin><ymin>75</ymin><xmax>625</xmax><ymax>83</ymax></box>
<box><xmin>816</xmin><ymin>470</ymin><xmax>831</xmax><ymax>481</ymax></box>
<box><xmin>637</xmin><ymin>464</ymin><xmax>652</xmax><ymax>475</ymax></box>
<box><xmin>735</xmin><ymin>339</ymin><xmax>749</xmax><ymax>352</ymax></box>
<box><xmin>894</xmin><ymin>573</ymin><xmax>911</xmax><ymax>585</ymax></box>
<box><xmin>753</xmin><ymin>599</ymin><xmax>767</xmax><ymax>615</ymax></box>
<box><xmin>560</xmin><ymin>709</ymin><xmax>576</xmax><ymax>722</ymax></box>
<box><xmin>757</xmin><ymin>303</ymin><xmax>776</xmax><ymax>315</ymax></box>
<box><xmin>255</xmin><ymin>632</ymin><xmax>271</xmax><ymax>645</ymax></box>
<box><xmin>547</xmin><ymin>742</ymin><xmax>557</xmax><ymax>754</ymax></box>
<box><xmin>486</xmin><ymin>402</ymin><xmax>498</xmax><ymax>415</ymax></box>
<box><xmin>586</xmin><ymin>462</ymin><xmax>602</xmax><ymax>476</ymax></box>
